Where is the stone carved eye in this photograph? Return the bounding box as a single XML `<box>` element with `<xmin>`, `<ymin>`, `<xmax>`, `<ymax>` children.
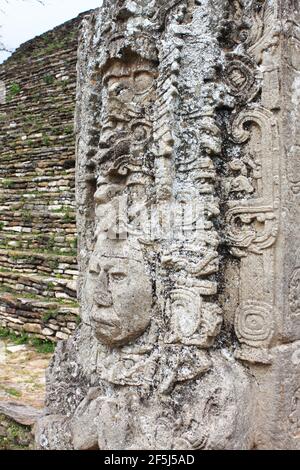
<box><xmin>134</xmin><ymin>71</ymin><xmax>154</xmax><ymax>94</ymax></box>
<box><xmin>110</xmin><ymin>272</ymin><xmax>127</xmax><ymax>282</ymax></box>
<box><xmin>107</xmin><ymin>80</ymin><xmax>122</xmax><ymax>94</ymax></box>
<box><xmin>114</xmin><ymin>85</ymin><xmax>124</xmax><ymax>96</ymax></box>
<box><xmin>107</xmin><ymin>78</ymin><xmax>132</xmax><ymax>101</ymax></box>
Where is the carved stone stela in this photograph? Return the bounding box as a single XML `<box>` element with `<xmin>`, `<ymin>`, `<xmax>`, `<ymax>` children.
<box><xmin>35</xmin><ymin>1</ymin><xmax>300</xmax><ymax>450</ymax></box>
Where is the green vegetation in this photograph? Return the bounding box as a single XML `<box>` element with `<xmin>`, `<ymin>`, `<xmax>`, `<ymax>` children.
<box><xmin>23</xmin><ymin>114</ymin><xmax>43</xmax><ymax>134</ymax></box>
<box><xmin>1</xmin><ymin>179</ymin><xmax>14</xmax><ymax>189</ymax></box>
<box><xmin>22</xmin><ymin>210</ymin><xmax>33</xmax><ymax>225</ymax></box>
<box><xmin>42</xmin><ymin>308</ymin><xmax>59</xmax><ymax>323</ymax></box>
<box><xmin>6</xmin><ymin>83</ymin><xmax>21</xmax><ymax>102</ymax></box>
<box><xmin>11</xmin><ymin>104</ymin><xmax>26</xmax><ymax>118</ymax></box>
<box><xmin>45</xmin><ymin>235</ymin><xmax>55</xmax><ymax>251</ymax></box>
<box><xmin>0</xmin><ymin>415</ymin><xmax>33</xmax><ymax>450</ymax></box>
<box><xmin>52</xmin><ymin>126</ymin><xmax>63</xmax><ymax>136</ymax></box>
<box><xmin>63</xmin><ymin>210</ymin><xmax>75</xmax><ymax>224</ymax></box>
<box><xmin>32</xmin><ymin>38</ymin><xmax>67</xmax><ymax>57</ymax></box>
<box><xmin>0</xmin><ymin>327</ymin><xmax>55</xmax><ymax>354</ymax></box>
<box><xmin>0</xmin><ymin>328</ymin><xmax>28</xmax><ymax>345</ymax></box>
<box><xmin>64</xmin><ymin>125</ymin><xmax>74</xmax><ymax>135</ymax></box>
<box><xmin>59</xmin><ymin>79</ymin><xmax>69</xmax><ymax>89</ymax></box>
<box><xmin>24</xmin><ymin>114</ymin><xmax>35</xmax><ymax>123</ymax></box>
<box><xmin>30</xmin><ymin>338</ymin><xmax>55</xmax><ymax>354</ymax></box>
<box><xmin>43</xmin><ymin>74</ymin><xmax>54</xmax><ymax>85</ymax></box>
<box><xmin>5</xmin><ymin>388</ymin><xmax>22</xmax><ymax>398</ymax></box>
<box><xmin>48</xmin><ymin>258</ymin><xmax>59</xmax><ymax>270</ymax></box>
<box><xmin>42</xmin><ymin>135</ymin><xmax>51</xmax><ymax>147</ymax></box>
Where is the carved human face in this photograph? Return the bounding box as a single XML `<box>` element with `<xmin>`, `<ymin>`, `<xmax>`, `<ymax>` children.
<box><xmin>84</xmin><ymin>243</ymin><xmax>152</xmax><ymax>346</ymax></box>
<box><xmin>97</xmin><ymin>57</ymin><xmax>156</xmax><ymax>173</ymax></box>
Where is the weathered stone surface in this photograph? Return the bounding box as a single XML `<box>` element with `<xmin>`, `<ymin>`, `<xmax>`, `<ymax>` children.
<box><xmin>0</xmin><ymin>402</ymin><xmax>43</xmax><ymax>426</ymax></box>
<box><xmin>35</xmin><ymin>0</ymin><xmax>300</xmax><ymax>450</ymax></box>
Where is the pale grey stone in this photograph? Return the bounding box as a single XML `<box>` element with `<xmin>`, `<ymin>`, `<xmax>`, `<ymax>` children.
<box><xmin>0</xmin><ymin>402</ymin><xmax>43</xmax><ymax>426</ymax></box>
<box><xmin>35</xmin><ymin>0</ymin><xmax>300</xmax><ymax>450</ymax></box>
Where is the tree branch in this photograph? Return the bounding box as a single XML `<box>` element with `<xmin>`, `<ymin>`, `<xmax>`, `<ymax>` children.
<box><xmin>0</xmin><ymin>1</ymin><xmax>45</xmax><ymax>52</ymax></box>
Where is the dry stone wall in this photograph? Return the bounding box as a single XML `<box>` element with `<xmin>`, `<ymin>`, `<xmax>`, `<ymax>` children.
<box><xmin>0</xmin><ymin>13</ymin><xmax>92</xmax><ymax>341</ymax></box>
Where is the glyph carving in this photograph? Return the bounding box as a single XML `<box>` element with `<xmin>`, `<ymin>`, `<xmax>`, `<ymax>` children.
<box><xmin>289</xmin><ymin>268</ymin><xmax>300</xmax><ymax>318</ymax></box>
<box><xmin>226</xmin><ymin>206</ymin><xmax>278</xmax><ymax>257</ymax></box>
<box><xmin>246</xmin><ymin>0</ymin><xmax>280</xmax><ymax>65</ymax></box>
<box><xmin>165</xmin><ymin>287</ymin><xmax>222</xmax><ymax>348</ymax></box>
<box><xmin>223</xmin><ymin>7</ymin><xmax>281</xmax><ymax>366</ymax></box>
<box><xmin>226</xmin><ymin>107</ymin><xmax>279</xmax><ymax>258</ymax></box>
<box><xmin>35</xmin><ymin>0</ymin><xmax>300</xmax><ymax>450</ymax></box>
<box><xmin>235</xmin><ymin>300</ymin><xmax>274</xmax><ymax>364</ymax></box>
<box><xmin>224</xmin><ymin>53</ymin><xmax>261</xmax><ymax>102</ymax></box>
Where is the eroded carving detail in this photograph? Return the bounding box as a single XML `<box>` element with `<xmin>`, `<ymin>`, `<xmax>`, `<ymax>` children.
<box><xmin>226</xmin><ymin>206</ymin><xmax>278</xmax><ymax>258</ymax></box>
<box><xmin>34</xmin><ymin>0</ymin><xmax>300</xmax><ymax>450</ymax></box>
<box><xmin>235</xmin><ymin>300</ymin><xmax>274</xmax><ymax>364</ymax></box>
<box><xmin>223</xmin><ymin>5</ymin><xmax>281</xmax><ymax>366</ymax></box>
<box><xmin>165</xmin><ymin>287</ymin><xmax>222</xmax><ymax>347</ymax></box>
<box><xmin>289</xmin><ymin>269</ymin><xmax>300</xmax><ymax>318</ymax></box>
<box><xmin>224</xmin><ymin>53</ymin><xmax>261</xmax><ymax>102</ymax></box>
<box><xmin>289</xmin><ymin>387</ymin><xmax>300</xmax><ymax>438</ymax></box>
<box><xmin>83</xmin><ymin>238</ymin><xmax>153</xmax><ymax>346</ymax></box>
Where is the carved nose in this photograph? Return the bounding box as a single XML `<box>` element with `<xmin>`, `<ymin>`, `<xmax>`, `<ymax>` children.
<box><xmin>94</xmin><ymin>271</ymin><xmax>113</xmax><ymax>307</ymax></box>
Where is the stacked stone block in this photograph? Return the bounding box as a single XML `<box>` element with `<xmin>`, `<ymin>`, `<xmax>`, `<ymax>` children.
<box><xmin>0</xmin><ymin>12</ymin><xmax>93</xmax><ymax>341</ymax></box>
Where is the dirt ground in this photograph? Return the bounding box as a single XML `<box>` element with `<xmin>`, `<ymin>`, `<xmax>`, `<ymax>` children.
<box><xmin>0</xmin><ymin>339</ymin><xmax>51</xmax><ymax>409</ymax></box>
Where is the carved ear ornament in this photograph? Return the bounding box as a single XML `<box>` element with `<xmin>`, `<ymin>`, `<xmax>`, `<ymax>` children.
<box><xmin>224</xmin><ymin>53</ymin><xmax>261</xmax><ymax>102</ymax></box>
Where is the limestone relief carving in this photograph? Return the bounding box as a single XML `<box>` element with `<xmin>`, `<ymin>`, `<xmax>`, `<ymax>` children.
<box><xmin>235</xmin><ymin>300</ymin><xmax>274</xmax><ymax>364</ymax></box>
<box><xmin>226</xmin><ymin>107</ymin><xmax>279</xmax><ymax>361</ymax></box>
<box><xmin>224</xmin><ymin>53</ymin><xmax>261</xmax><ymax>103</ymax></box>
<box><xmin>289</xmin><ymin>268</ymin><xmax>300</xmax><ymax>318</ymax></box>
<box><xmin>91</xmin><ymin>54</ymin><xmax>157</xmax><ymax>241</ymax></box>
<box><xmin>289</xmin><ymin>387</ymin><xmax>300</xmax><ymax>438</ymax></box>
<box><xmin>35</xmin><ymin>1</ymin><xmax>256</xmax><ymax>451</ymax></box>
<box><xmin>34</xmin><ymin>0</ymin><xmax>300</xmax><ymax>450</ymax></box>
<box><xmin>224</xmin><ymin>18</ymin><xmax>281</xmax><ymax>364</ymax></box>
<box><xmin>164</xmin><ymin>287</ymin><xmax>222</xmax><ymax>348</ymax></box>
<box><xmin>226</xmin><ymin>156</ymin><xmax>260</xmax><ymax>195</ymax></box>
<box><xmin>284</xmin><ymin>4</ymin><xmax>300</xmax><ymax>194</ymax></box>
<box><xmin>230</xmin><ymin>107</ymin><xmax>279</xmax><ymax>197</ymax></box>
<box><xmin>226</xmin><ymin>206</ymin><xmax>278</xmax><ymax>258</ymax></box>
<box><xmin>226</xmin><ymin>107</ymin><xmax>279</xmax><ymax>257</ymax></box>
<box><xmin>82</xmin><ymin>238</ymin><xmax>153</xmax><ymax>346</ymax></box>
<box><xmin>246</xmin><ymin>0</ymin><xmax>280</xmax><ymax>65</ymax></box>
